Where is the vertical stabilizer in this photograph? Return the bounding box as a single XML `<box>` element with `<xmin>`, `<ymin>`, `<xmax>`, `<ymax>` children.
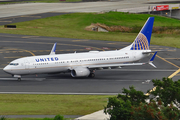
<box><xmin>50</xmin><ymin>43</ymin><xmax>57</xmax><ymax>55</ymax></box>
<box><xmin>130</xmin><ymin>17</ymin><xmax>154</xmax><ymax>50</ymax></box>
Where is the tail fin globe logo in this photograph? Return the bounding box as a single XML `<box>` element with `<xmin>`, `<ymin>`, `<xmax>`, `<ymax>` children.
<box><xmin>130</xmin><ymin>17</ymin><xmax>154</xmax><ymax>50</ymax></box>
<box><xmin>130</xmin><ymin>33</ymin><xmax>149</xmax><ymax>50</ymax></box>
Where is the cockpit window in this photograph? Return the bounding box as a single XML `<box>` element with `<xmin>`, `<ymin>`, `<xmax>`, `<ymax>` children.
<box><xmin>9</xmin><ymin>63</ymin><xmax>19</xmax><ymax>66</ymax></box>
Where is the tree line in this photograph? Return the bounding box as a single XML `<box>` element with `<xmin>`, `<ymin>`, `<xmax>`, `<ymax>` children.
<box><xmin>104</xmin><ymin>78</ymin><xmax>180</xmax><ymax>120</ymax></box>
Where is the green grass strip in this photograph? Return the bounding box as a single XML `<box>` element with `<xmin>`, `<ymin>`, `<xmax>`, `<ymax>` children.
<box><xmin>0</xmin><ymin>94</ymin><xmax>112</xmax><ymax>115</ymax></box>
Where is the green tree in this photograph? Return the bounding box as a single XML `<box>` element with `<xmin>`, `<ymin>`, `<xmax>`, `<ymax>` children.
<box><xmin>149</xmin><ymin>77</ymin><xmax>180</xmax><ymax>107</ymax></box>
<box><xmin>131</xmin><ymin>100</ymin><xmax>165</xmax><ymax>120</ymax></box>
<box><xmin>104</xmin><ymin>86</ymin><xmax>148</xmax><ymax>120</ymax></box>
<box><xmin>104</xmin><ymin>96</ymin><xmax>132</xmax><ymax>120</ymax></box>
<box><xmin>118</xmin><ymin>86</ymin><xmax>148</xmax><ymax>106</ymax></box>
<box><xmin>131</xmin><ymin>99</ymin><xmax>180</xmax><ymax>120</ymax></box>
<box><xmin>162</xmin><ymin>102</ymin><xmax>180</xmax><ymax>120</ymax></box>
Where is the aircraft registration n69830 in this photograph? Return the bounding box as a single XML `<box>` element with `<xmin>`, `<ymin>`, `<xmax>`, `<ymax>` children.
<box><xmin>3</xmin><ymin>17</ymin><xmax>158</xmax><ymax>81</ymax></box>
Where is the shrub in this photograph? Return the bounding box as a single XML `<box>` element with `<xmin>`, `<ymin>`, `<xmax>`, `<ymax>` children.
<box><xmin>54</xmin><ymin>115</ymin><xmax>64</xmax><ymax>120</ymax></box>
<box><xmin>0</xmin><ymin>116</ymin><xmax>6</xmax><ymax>120</ymax></box>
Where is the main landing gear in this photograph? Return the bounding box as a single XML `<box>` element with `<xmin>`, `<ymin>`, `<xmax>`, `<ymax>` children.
<box><xmin>88</xmin><ymin>72</ymin><xmax>95</xmax><ymax>78</ymax></box>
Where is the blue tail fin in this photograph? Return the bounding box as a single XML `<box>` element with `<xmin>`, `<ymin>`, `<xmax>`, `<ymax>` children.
<box><xmin>130</xmin><ymin>17</ymin><xmax>154</xmax><ymax>50</ymax></box>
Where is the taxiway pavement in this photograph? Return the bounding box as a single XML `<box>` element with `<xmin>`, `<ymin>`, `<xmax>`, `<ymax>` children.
<box><xmin>0</xmin><ymin>33</ymin><xmax>179</xmax><ymax>94</ymax></box>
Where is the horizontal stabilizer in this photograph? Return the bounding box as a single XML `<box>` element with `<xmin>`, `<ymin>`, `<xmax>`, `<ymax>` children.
<box><xmin>149</xmin><ymin>62</ymin><xmax>157</xmax><ymax>68</ymax></box>
<box><xmin>50</xmin><ymin>43</ymin><xmax>57</xmax><ymax>55</ymax></box>
<box><xmin>148</xmin><ymin>52</ymin><xmax>157</xmax><ymax>68</ymax></box>
<box><xmin>143</xmin><ymin>49</ymin><xmax>176</xmax><ymax>54</ymax></box>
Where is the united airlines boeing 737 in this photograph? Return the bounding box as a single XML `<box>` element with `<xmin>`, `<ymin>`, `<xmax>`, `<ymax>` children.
<box><xmin>3</xmin><ymin>17</ymin><xmax>157</xmax><ymax>81</ymax></box>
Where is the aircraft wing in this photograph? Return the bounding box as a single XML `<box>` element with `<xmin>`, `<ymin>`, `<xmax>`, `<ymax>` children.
<box><xmin>88</xmin><ymin>62</ymin><xmax>145</xmax><ymax>69</ymax></box>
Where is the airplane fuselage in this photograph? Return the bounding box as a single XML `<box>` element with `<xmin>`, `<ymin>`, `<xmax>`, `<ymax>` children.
<box><xmin>4</xmin><ymin>50</ymin><xmax>150</xmax><ymax>76</ymax></box>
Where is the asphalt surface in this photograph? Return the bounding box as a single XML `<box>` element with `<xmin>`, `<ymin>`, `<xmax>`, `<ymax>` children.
<box><xmin>0</xmin><ymin>33</ymin><xmax>179</xmax><ymax>94</ymax></box>
<box><xmin>0</xmin><ymin>12</ymin><xmax>69</xmax><ymax>25</ymax></box>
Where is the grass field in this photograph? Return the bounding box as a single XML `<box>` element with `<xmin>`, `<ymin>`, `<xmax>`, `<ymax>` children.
<box><xmin>0</xmin><ymin>94</ymin><xmax>112</xmax><ymax>115</ymax></box>
<box><xmin>0</xmin><ymin>12</ymin><xmax>180</xmax><ymax>48</ymax></box>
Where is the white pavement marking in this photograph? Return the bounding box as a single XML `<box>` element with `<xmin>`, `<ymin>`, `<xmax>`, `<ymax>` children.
<box><xmin>0</xmin><ymin>78</ymin><xmax>45</xmax><ymax>81</ymax></box>
<box><xmin>75</xmin><ymin>110</ymin><xmax>110</xmax><ymax>120</ymax></box>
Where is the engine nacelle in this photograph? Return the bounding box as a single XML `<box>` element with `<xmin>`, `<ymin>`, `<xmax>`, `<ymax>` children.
<box><xmin>71</xmin><ymin>67</ymin><xmax>90</xmax><ymax>77</ymax></box>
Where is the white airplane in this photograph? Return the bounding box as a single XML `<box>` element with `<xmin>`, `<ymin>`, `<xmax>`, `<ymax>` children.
<box><xmin>3</xmin><ymin>17</ymin><xmax>157</xmax><ymax>81</ymax></box>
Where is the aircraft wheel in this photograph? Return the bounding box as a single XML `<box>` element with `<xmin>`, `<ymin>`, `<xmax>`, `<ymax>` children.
<box><xmin>17</xmin><ymin>78</ymin><xmax>21</xmax><ymax>81</ymax></box>
<box><xmin>89</xmin><ymin>73</ymin><xmax>95</xmax><ymax>78</ymax></box>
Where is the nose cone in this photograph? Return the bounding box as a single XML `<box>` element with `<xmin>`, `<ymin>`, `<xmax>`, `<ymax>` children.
<box><xmin>3</xmin><ymin>66</ymin><xmax>11</xmax><ymax>74</ymax></box>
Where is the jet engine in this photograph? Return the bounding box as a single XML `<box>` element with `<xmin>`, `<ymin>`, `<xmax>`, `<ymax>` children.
<box><xmin>71</xmin><ymin>67</ymin><xmax>90</xmax><ymax>77</ymax></box>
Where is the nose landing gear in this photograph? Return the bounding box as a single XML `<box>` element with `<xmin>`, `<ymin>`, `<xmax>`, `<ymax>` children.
<box><xmin>14</xmin><ymin>75</ymin><xmax>21</xmax><ymax>81</ymax></box>
<box><xmin>17</xmin><ymin>78</ymin><xmax>21</xmax><ymax>81</ymax></box>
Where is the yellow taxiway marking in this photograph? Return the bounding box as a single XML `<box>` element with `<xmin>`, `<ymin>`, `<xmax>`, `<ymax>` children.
<box><xmin>6</xmin><ymin>48</ymin><xmax>36</xmax><ymax>56</ymax></box>
<box><xmin>146</xmin><ymin>68</ymin><xmax>180</xmax><ymax>95</ymax></box>
<box><xmin>107</xmin><ymin>43</ymin><xmax>117</xmax><ymax>44</ymax></box>
<box><xmin>0</xmin><ymin>40</ymin><xmax>104</xmax><ymax>51</ymax></box>
<box><xmin>22</xmin><ymin>36</ymin><xmax>39</xmax><ymax>38</ymax></box>
<box><xmin>146</xmin><ymin>55</ymin><xmax>180</xmax><ymax>96</ymax></box>
<box><xmin>21</xmin><ymin>16</ymin><xmax>41</xmax><ymax>18</ymax></box>
<box><xmin>175</xmin><ymin>74</ymin><xmax>180</xmax><ymax>76</ymax></box>
<box><xmin>156</xmin><ymin>55</ymin><xmax>180</xmax><ymax>69</ymax></box>
<box><xmin>4</xmin><ymin>56</ymin><xmax>22</xmax><ymax>58</ymax></box>
<box><xmin>164</xmin><ymin>58</ymin><xmax>180</xmax><ymax>60</ymax></box>
<box><xmin>1</xmin><ymin>49</ymin><xmax>87</xmax><ymax>54</ymax></box>
<box><xmin>23</xmin><ymin>50</ymin><xmax>35</xmax><ymax>56</ymax></box>
<box><xmin>145</xmin><ymin>87</ymin><xmax>156</xmax><ymax>96</ymax></box>
<box><xmin>72</xmin><ymin>40</ymin><xmax>89</xmax><ymax>42</ymax></box>
<box><xmin>157</xmin><ymin>55</ymin><xmax>180</xmax><ymax>78</ymax></box>
<box><xmin>168</xmin><ymin>68</ymin><xmax>180</xmax><ymax>78</ymax></box>
<box><xmin>0</xmin><ymin>21</ymin><xmax>12</xmax><ymax>22</ymax></box>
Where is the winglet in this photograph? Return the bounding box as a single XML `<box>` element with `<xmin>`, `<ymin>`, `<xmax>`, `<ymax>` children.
<box><xmin>50</xmin><ymin>43</ymin><xmax>57</xmax><ymax>55</ymax></box>
<box><xmin>148</xmin><ymin>51</ymin><xmax>157</xmax><ymax>68</ymax></box>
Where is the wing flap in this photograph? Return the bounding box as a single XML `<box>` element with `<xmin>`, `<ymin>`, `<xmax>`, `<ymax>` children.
<box><xmin>88</xmin><ymin>63</ymin><xmax>145</xmax><ymax>69</ymax></box>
